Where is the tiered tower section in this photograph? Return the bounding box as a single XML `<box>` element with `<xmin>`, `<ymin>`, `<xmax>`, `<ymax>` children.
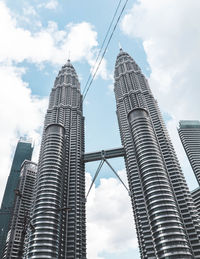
<box><xmin>27</xmin><ymin>60</ymin><xmax>86</xmax><ymax>259</ymax></box>
<box><xmin>114</xmin><ymin>49</ymin><xmax>200</xmax><ymax>258</ymax></box>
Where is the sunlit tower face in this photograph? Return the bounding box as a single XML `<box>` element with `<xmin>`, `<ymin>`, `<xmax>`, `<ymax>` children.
<box><xmin>27</xmin><ymin>60</ymin><xmax>86</xmax><ymax>259</ymax></box>
<box><xmin>114</xmin><ymin>49</ymin><xmax>200</xmax><ymax>258</ymax></box>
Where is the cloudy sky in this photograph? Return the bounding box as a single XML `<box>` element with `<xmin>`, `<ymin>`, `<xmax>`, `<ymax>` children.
<box><xmin>0</xmin><ymin>0</ymin><xmax>199</xmax><ymax>258</ymax></box>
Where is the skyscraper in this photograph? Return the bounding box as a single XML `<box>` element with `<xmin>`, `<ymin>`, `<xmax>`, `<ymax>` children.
<box><xmin>2</xmin><ymin>160</ymin><xmax>37</xmax><ymax>259</ymax></box>
<box><xmin>178</xmin><ymin>121</ymin><xmax>200</xmax><ymax>226</ymax></box>
<box><xmin>27</xmin><ymin>60</ymin><xmax>86</xmax><ymax>258</ymax></box>
<box><xmin>178</xmin><ymin>120</ymin><xmax>200</xmax><ymax>184</ymax></box>
<box><xmin>0</xmin><ymin>139</ymin><xmax>33</xmax><ymax>257</ymax></box>
<box><xmin>114</xmin><ymin>49</ymin><xmax>200</xmax><ymax>258</ymax></box>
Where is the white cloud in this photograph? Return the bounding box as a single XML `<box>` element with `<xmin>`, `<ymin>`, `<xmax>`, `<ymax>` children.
<box><xmin>0</xmin><ymin>2</ymin><xmax>135</xmax><ymax>257</ymax></box>
<box><xmin>23</xmin><ymin>5</ymin><xmax>37</xmax><ymax>16</ymax></box>
<box><xmin>0</xmin><ymin>1</ymin><xmax>110</xmax><ymax>204</ymax></box>
<box><xmin>86</xmin><ymin>170</ymin><xmax>137</xmax><ymax>259</ymax></box>
<box><xmin>88</xmin><ymin>56</ymin><xmax>111</xmax><ymax>80</ymax></box>
<box><xmin>121</xmin><ymin>0</ymin><xmax>200</xmax><ymax>189</ymax></box>
<box><xmin>38</xmin><ymin>0</ymin><xmax>58</xmax><ymax>10</ymax></box>
<box><xmin>45</xmin><ymin>0</ymin><xmax>58</xmax><ymax>10</ymax></box>
<box><xmin>0</xmin><ymin>1</ymin><xmax>108</xmax><ymax>75</ymax></box>
<box><xmin>108</xmin><ymin>84</ymin><xmax>114</xmax><ymax>92</ymax></box>
<box><xmin>0</xmin><ymin>65</ymin><xmax>48</xmax><ymax>204</ymax></box>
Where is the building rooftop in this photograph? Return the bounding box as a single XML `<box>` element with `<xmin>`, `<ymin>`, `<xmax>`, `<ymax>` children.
<box><xmin>19</xmin><ymin>137</ymin><xmax>32</xmax><ymax>144</ymax></box>
<box><xmin>179</xmin><ymin>120</ymin><xmax>200</xmax><ymax>129</ymax></box>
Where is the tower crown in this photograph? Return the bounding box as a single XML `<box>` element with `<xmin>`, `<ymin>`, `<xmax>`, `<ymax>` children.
<box><xmin>54</xmin><ymin>60</ymin><xmax>80</xmax><ymax>90</ymax></box>
<box><xmin>114</xmin><ymin>49</ymin><xmax>141</xmax><ymax>79</ymax></box>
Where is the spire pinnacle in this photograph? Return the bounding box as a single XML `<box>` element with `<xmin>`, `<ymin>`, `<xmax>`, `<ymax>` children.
<box><xmin>118</xmin><ymin>42</ymin><xmax>123</xmax><ymax>52</ymax></box>
<box><xmin>68</xmin><ymin>50</ymin><xmax>71</xmax><ymax>62</ymax></box>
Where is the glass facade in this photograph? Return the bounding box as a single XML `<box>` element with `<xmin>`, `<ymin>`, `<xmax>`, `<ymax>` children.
<box><xmin>2</xmin><ymin>161</ymin><xmax>37</xmax><ymax>258</ymax></box>
<box><xmin>178</xmin><ymin>120</ymin><xmax>200</xmax><ymax>184</ymax></box>
<box><xmin>0</xmin><ymin>139</ymin><xmax>33</xmax><ymax>257</ymax></box>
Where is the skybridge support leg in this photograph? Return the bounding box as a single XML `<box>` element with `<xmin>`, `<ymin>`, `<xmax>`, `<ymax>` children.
<box><xmin>85</xmin><ymin>156</ymin><xmax>130</xmax><ymax>200</ymax></box>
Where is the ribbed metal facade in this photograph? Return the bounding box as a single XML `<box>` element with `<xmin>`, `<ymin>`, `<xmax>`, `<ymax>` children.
<box><xmin>114</xmin><ymin>49</ymin><xmax>200</xmax><ymax>258</ymax></box>
<box><xmin>27</xmin><ymin>60</ymin><xmax>86</xmax><ymax>259</ymax></box>
<box><xmin>192</xmin><ymin>187</ymin><xmax>200</xmax><ymax>219</ymax></box>
<box><xmin>178</xmin><ymin>120</ymin><xmax>200</xmax><ymax>185</ymax></box>
<box><xmin>2</xmin><ymin>160</ymin><xmax>37</xmax><ymax>258</ymax></box>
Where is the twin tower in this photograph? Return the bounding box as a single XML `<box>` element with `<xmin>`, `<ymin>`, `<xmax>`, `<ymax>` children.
<box><xmin>27</xmin><ymin>50</ymin><xmax>200</xmax><ymax>258</ymax></box>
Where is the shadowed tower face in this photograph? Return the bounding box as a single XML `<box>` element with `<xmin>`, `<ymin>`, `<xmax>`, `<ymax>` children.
<box><xmin>0</xmin><ymin>139</ymin><xmax>33</xmax><ymax>258</ymax></box>
<box><xmin>114</xmin><ymin>49</ymin><xmax>200</xmax><ymax>258</ymax></box>
<box><xmin>2</xmin><ymin>161</ymin><xmax>37</xmax><ymax>259</ymax></box>
<box><xmin>27</xmin><ymin>60</ymin><xmax>86</xmax><ymax>259</ymax></box>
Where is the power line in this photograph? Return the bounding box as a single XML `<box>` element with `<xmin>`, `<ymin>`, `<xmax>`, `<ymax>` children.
<box><xmin>62</xmin><ymin>0</ymin><xmax>129</xmax><ymax>144</ymax></box>
<box><xmin>82</xmin><ymin>0</ymin><xmax>129</xmax><ymax>102</ymax></box>
<box><xmin>82</xmin><ymin>0</ymin><xmax>123</xmax><ymax>96</ymax></box>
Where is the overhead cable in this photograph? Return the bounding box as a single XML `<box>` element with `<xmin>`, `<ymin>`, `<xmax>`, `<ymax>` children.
<box><xmin>82</xmin><ymin>0</ymin><xmax>129</xmax><ymax>102</ymax></box>
<box><xmin>82</xmin><ymin>0</ymin><xmax>123</xmax><ymax>96</ymax></box>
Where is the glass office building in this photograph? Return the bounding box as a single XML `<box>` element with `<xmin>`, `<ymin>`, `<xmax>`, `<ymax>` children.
<box><xmin>178</xmin><ymin>120</ymin><xmax>200</xmax><ymax>184</ymax></box>
<box><xmin>2</xmin><ymin>160</ymin><xmax>37</xmax><ymax>258</ymax></box>
<box><xmin>0</xmin><ymin>139</ymin><xmax>33</xmax><ymax>257</ymax></box>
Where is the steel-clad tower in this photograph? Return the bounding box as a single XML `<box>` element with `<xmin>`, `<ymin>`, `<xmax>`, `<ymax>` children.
<box><xmin>27</xmin><ymin>60</ymin><xmax>86</xmax><ymax>259</ymax></box>
<box><xmin>178</xmin><ymin>120</ymin><xmax>200</xmax><ymax>185</ymax></box>
<box><xmin>114</xmin><ymin>49</ymin><xmax>200</xmax><ymax>258</ymax></box>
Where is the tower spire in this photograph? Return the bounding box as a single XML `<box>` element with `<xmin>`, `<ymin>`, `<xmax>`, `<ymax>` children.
<box><xmin>118</xmin><ymin>42</ymin><xmax>123</xmax><ymax>52</ymax></box>
<box><xmin>68</xmin><ymin>50</ymin><xmax>71</xmax><ymax>62</ymax></box>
